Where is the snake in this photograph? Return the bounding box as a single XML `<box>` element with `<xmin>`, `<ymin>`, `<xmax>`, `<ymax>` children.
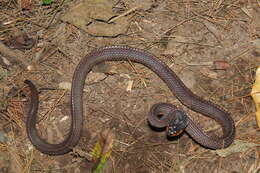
<box><xmin>24</xmin><ymin>46</ymin><xmax>235</xmax><ymax>155</ymax></box>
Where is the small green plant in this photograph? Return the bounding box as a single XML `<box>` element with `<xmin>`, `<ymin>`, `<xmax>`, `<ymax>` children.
<box><xmin>91</xmin><ymin>129</ymin><xmax>114</xmax><ymax>173</ymax></box>
<box><xmin>42</xmin><ymin>0</ymin><xmax>53</xmax><ymax>5</ymax></box>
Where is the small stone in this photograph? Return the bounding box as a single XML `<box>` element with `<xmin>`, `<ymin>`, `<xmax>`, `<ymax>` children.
<box><xmin>0</xmin><ymin>131</ymin><xmax>7</xmax><ymax>143</ymax></box>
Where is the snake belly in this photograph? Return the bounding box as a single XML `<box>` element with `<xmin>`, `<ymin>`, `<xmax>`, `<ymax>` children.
<box><xmin>25</xmin><ymin>46</ymin><xmax>235</xmax><ymax>155</ymax></box>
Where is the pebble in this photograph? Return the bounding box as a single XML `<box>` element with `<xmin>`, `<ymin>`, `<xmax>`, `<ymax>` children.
<box><xmin>0</xmin><ymin>131</ymin><xmax>7</xmax><ymax>143</ymax></box>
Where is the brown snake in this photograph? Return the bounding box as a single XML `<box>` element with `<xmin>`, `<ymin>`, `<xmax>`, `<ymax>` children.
<box><xmin>25</xmin><ymin>46</ymin><xmax>235</xmax><ymax>155</ymax></box>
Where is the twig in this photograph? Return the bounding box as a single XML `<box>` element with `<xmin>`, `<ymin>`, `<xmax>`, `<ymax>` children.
<box><xmin>46</xmin><ymin>0</ymin><xmax>67</xmax><ymax>28</ymax></box>
<box><xmin>163</xmin><ymin>16</ymin><xmax>197</xmax><ymax>35</ymax></box>
<box><xmin>22</xmin><ymin>149</ymin><xmax>34</xmax><ymax>173</ymax></box>
<box><xmin>108</xmin><ymin>6</ymin><xmax>140</xmax><ymax>24</ymax></box>
<box><xmin>127</xmin><ymin>59</ymin><xmax>147</xmax><ymax>87</ymax></box>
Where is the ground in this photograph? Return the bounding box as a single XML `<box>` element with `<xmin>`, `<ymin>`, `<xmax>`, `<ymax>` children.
<box><xmin>0</xmin><ymin>0</ymin><xmax>260</xmax><ymax>173</ymax></box>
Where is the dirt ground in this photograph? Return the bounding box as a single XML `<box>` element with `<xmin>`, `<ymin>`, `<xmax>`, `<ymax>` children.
<box><xmin>0</xmin><ymin>0</ymin><xmax>260</xmax><ymax>173</ymax></box>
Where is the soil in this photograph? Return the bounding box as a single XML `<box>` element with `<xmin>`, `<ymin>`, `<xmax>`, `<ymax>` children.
<box><xmin>0</xmin><ymin>0</ymin><xmax>259</xmax><ymax>173</ymax></box>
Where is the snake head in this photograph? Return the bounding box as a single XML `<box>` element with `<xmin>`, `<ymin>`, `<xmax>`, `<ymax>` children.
<box><xmin>167</xmin><ymin>110</ymin><xmax>188</xmax><ymax>137</ymax></box>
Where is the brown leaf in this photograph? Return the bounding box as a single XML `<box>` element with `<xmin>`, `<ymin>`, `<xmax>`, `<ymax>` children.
<box><xmin>17</xmin><ymin>0</ymin><xmax>33</xmax><ymax>10</ymax></box>
<box><xmin>212</xmin><ymin>60</ymin><xmax>230</xmax><ymax>70</ymax></box>
<box><xmin>100</xmin><ymin>129</ymin><xmax>115</xmax><ymax>155</ymax></box>
<box><xmin>200</xmin><ymin>67</ymin><xmax>218</xmax><ymax>79</ymax></box>
<box><xmin>61</xmin><ymin>0</ymin><xmax>131</xmax><ymax>37</ymax></box>
<box><xmin>3</xmin><ymin>33</ymin><xmax>35</xmax><ymax>50</ymax></box>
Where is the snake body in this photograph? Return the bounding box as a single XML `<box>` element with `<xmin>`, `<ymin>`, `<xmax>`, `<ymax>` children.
<box><xmin>25</xmin><ymin>46</ymin><xmax>235</xmax><ymax>155</ymax></box>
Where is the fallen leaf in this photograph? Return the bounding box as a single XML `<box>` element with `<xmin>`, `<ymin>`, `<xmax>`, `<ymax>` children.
<box><xmin>17</xmin><ymin>0</ymin><xmax>33</xmax><ymax>9</ymax></box>
<box><xmin>203</xmin><ymin>20</ymin><xmax>222</xmax><ymax>40</ymax></box>
<box><xmin>3</xmin><ymin>33</ymin><xmax>35</xmax><ymax>50</ymax></box>
<box><xmin>91</xmin><ymin>129</ymin><xmax>114</xmax><ymax>173</ymax></box>
<box><xmin>86</xmin><ymin>72</ymin><xmax>107</xmax><ymax>84</ymax></box>
<box><xmin>251</xmin><ymin>66</ymin><xmax>260</xmax><ymax>127</ymax></box>
<box><xmin>59</xmin><ymin>82</ymin><xmax>71</xmax><ymax>90</ymax></box>
<box><xmin>200</xmin><ymin>67</ymin><xmax>218</xmax><ymax>79</ymax></box>
<box><xmin>126</xmin><ymin>80</ymin><xmax>133</xmax><ymax>92</ymax></box>
<box><xmin>212</xmin><ymin>60</ymin><xmax>230</xmax><ymax>70</ymax></box>
<box><xmin>61</xmin><ymin>0</ymin><xmax>131</xmax><ymax>37</ymax></box>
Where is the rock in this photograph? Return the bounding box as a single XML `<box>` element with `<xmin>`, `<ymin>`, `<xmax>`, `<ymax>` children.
<box><xmin>0</xmin><ymin>131</ymin><xmax>7</xmax><ymax>143</ymax></box>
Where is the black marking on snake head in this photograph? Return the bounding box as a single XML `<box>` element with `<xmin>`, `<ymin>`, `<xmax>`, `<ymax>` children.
<box><xmin>167</xmin><ymin>110</ymin><xmax>188</xmax><ymax>137</ymax></box>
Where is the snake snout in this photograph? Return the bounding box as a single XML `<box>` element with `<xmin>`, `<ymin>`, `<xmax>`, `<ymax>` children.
<box><xmin>167</xmin><ymin>110</ymin><xmax>188</xmax><ymax>137</ymax></box>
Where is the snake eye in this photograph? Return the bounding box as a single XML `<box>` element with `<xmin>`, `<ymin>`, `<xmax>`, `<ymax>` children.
<box><xmin>166</xmin><ymin>110</ymin><xmax>188</xmax><ymax>137</ymax></box>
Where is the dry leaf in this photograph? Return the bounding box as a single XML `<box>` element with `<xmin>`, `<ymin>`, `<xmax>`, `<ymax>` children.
<box><xmin>212</xmin><ymin>60</ymin><xmax>230</xmax><ymax>70</ymax></box>
<box><xmin>200</xmin><ymin>67</ymin><xmax>218</xmax><ymax>79</ymax></box>
<box><xmin>126</xmin><ymin>80</ymin><xmax>134</xmax><ymax>92</ymax></box>
<box><xmin>251</xmin><ymin>66</ymin><xmax>260</xmax><ymax>127</ymax></box>
<box><xmin>17</xmin><ymin>0</ymin><xmax>33</xmax><ymax>10</ymax></box>
<box><xmin>59</xmin><ymin>82</ymin><xmax>71</xmax><ymax>90</ymax></box>
<box><xmin>61</xmin><ymin>0</ymin><xmax>131</xmax><ymax>37</ymax></box>
<box><xmin>3</xmin><ymin>33</ymin><xmax>35</xmax><ymax>50</ymax></box>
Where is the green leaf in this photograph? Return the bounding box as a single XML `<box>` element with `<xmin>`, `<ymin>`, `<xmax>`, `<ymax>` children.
<box><xmin>92</xmin><ymin>150</ymin><xmax>112</xmax><ymax>173</ymax></box>
<box><xmin>91</xmin><ymin>129</ymin><xmax>115</xmax><ymax>173</ymax></box>
<box><xmin>91</xmin><ymin>142</ymin><xmax>102</xmax><ymax>161</ymax></box>
<box><xmin>42</xmin><ymin>0</ymin><xmax>53</xmax><ymax>5</ymax></box>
